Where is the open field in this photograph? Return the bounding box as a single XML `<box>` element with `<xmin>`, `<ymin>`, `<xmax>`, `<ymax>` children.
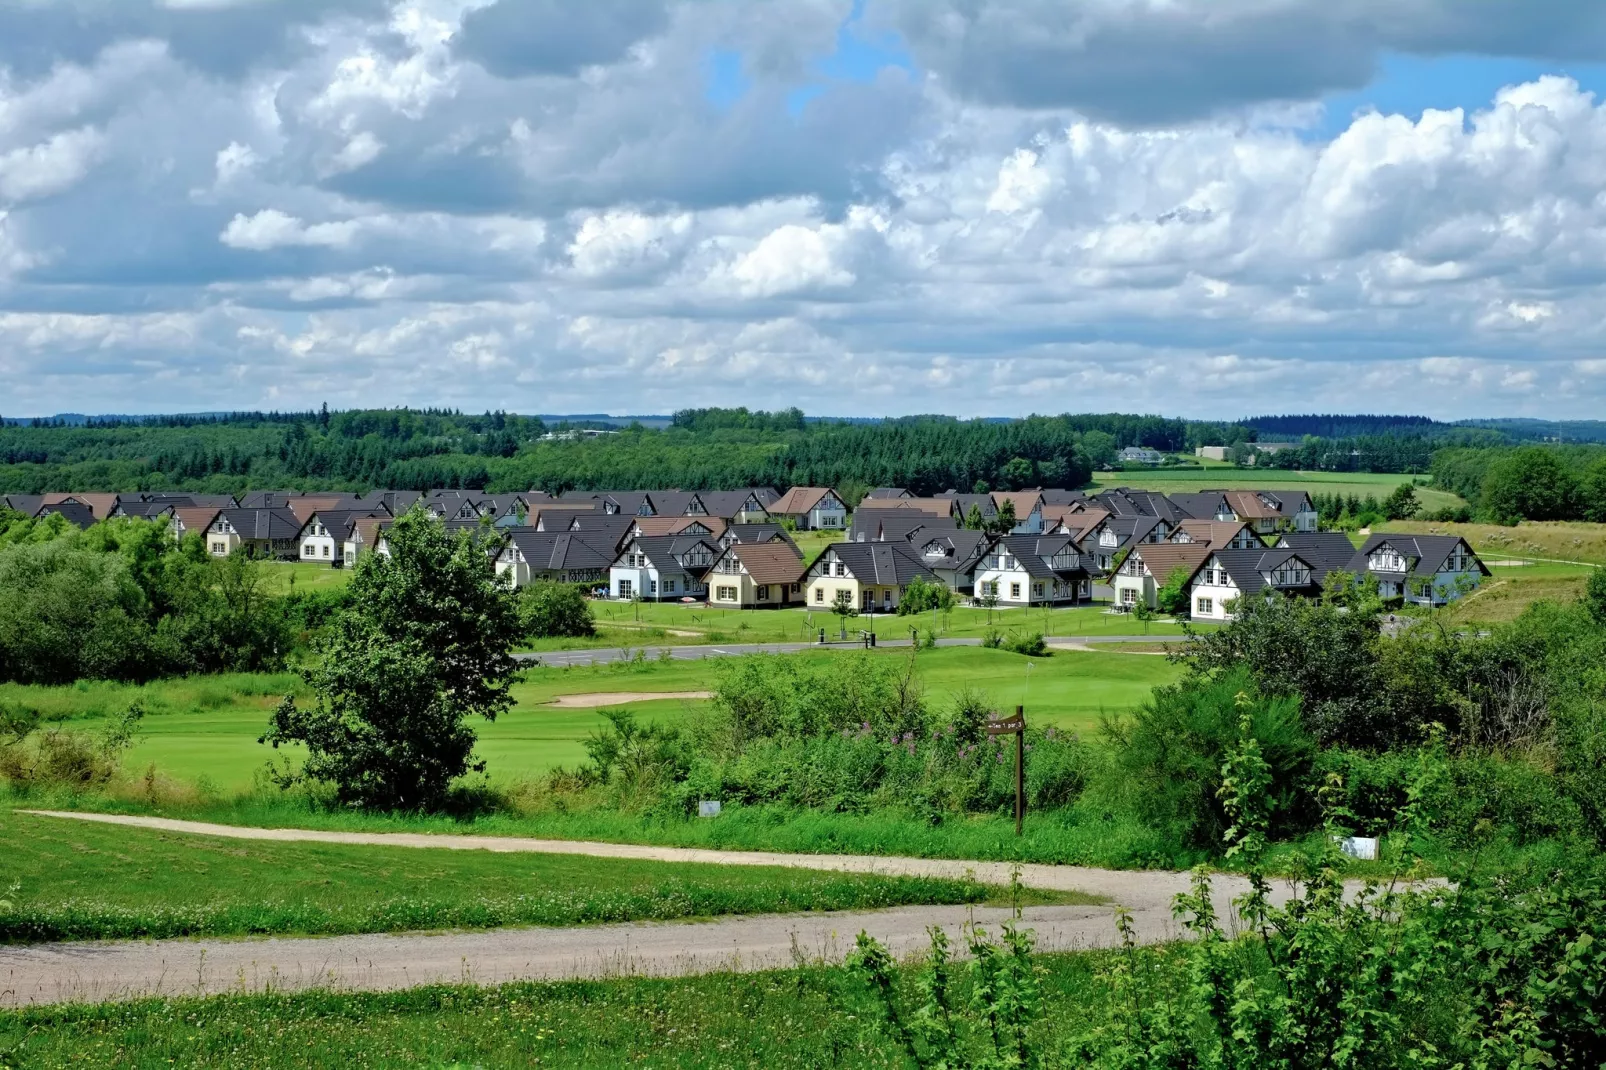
<box><xmin>0</xmin><ymin>809</ymin><xmax>1031</xmax><ymax>943</ymax></box>
<box><xmin>1091</xmin><ymin>469</ymin><xmax>1467</xmax><ymax>513</ymax></box>
<box><xmin>4</xmin><ymin>647</ymin><xmax>1182</xmax><ymax>792</ymax></box>
<box><xmin>1442</xmin><ymin>561</ymin><xmax>1596</xmax><ymax>624</ymax></box>
<box><xmin>1379</xmin><ymin>518</ymin><xmax>1606</xmax><ymax>566</ymax></box>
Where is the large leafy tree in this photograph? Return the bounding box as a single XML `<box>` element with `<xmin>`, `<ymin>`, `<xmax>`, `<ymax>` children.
<box><xmin>1480</xmin><ymin>447</ymin><xmax>1580</xmax><ymax>523</ymax></box>
<box><xmin>262</xmin><ymin>509</ymin><xmax>522</xmax><ymax>810</ymax></box>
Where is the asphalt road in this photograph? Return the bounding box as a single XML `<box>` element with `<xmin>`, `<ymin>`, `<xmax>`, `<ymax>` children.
<box><xmin>3</xmin><ymin>811</ymin><xmax>1285</xmax><ymax>1007</ymax></box>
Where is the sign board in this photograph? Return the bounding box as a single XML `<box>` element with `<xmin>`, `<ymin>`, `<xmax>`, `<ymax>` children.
<box><xmin>986</xmin><ymin>716</ymin><xmax>1025</xmax><ymax>735</ymax></box>
<box><xmin>1335</xmin><ymin>835</ymin><xmax>1378</xmax><ymax>860</ymax></box>
<box><xmin>698</xmin><ymin>800</ymin><xmax>722</xmax><ymax>818</ymax></box>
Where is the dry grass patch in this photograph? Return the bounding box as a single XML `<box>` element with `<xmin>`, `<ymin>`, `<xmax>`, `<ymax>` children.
<box><xmin>1381</xmin><ymin>519</ymin><xmax>1606</xmax><ymax>565</ymax></box>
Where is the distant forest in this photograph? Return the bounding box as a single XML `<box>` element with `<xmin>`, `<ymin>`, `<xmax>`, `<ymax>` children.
<box><xmin>1</xmin><ymin>407</ymin><xmax>1602</xmax><ymax>499</ymax></box>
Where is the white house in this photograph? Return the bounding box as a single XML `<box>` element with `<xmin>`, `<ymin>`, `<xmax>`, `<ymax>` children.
<box><xmin>1187</xmin><ymin>548</ymin><xmax>1323</xmax><ymax>621</ymax></box>
<box><xmin>609</xmin><ymin>536</ymin><xmax>717</xmax><ymax>601</ymax></box>
<box><xmin>767</xmin><ymin>487</ymin><xmax>848</xmax><ymax>530</ymax></box>
<box><xmin>1349</xmin><ymin>534</ymin><xmax>1488</xmax><ymax>606</ymax></box>
<box><xmin>1119</xmin><ymin>446</ymin><xmax>1164</xmax><ymax>465</ymax></box>
<box><xmin>971</xmin><ymin>535</ymin><xmax>1090</xmax><ymax>606</ymax></box>
<box><xmin>1112</xmin><ymin>543</ymin><xmax>1212</xmax><ymax>611</ymax></box>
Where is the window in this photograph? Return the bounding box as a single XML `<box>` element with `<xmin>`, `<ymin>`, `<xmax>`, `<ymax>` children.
<box><xmin>322</xmin><ymin>544</ymin><xmax>330</xmax><ymax>558</ymax></box>
<box><xmin>303</xmin><ymin>545</ymin><xmax>315</xmax><ymax>557</ymax></box>
<box><xmin>814</xmin><ymin>587</ymin><xmax>824</xmax><ymax>603</ymax></box>
<box><xmin>834</xmin><ymin>561</ymin><xmax>846</xmax><ymax>577</ymax></box>
<box><xmin>716</xmin><ymin>585</ymin><xmax>738</xmax><ymax>601</ymax></box>
<box><xmin>1196</xmin><ymin>597</ymin><xmax>1214</xmax><ymax>615</ymax></box>
<box><xmin>211</xmin><ymin>541</ymin><xmax>226</xmax><ymax>554</ymax></box>
<box><xmin>1010</xmin><ymin>582</ymin><xmax>1021</xmax><ymax>599</ymax></box>
<box><xmin>1033</xmin><ymin>582</ymin><xmax>1044</xmax><ymax>598</ymax></box>
<box><xmin>1121</xmin><ymin>587</ymin><xmax>1137</xmax><ymax>605</ymax></box>
<box><xmin>618</xmin><ymin>579</ymin><xmax>633</xmax><ymax>598</ymax></box>
<box><xmin>665</xmin><ymin>578</ymin><xmax>676</xmax><ymax>593</ymax></box>
<box><xmin>756</xmin><ymin>585</ymin><xmax>769</xmax><ymax>601</ymax></box>
<box><xmin>649</xmin><ymin>579</ymin><xmax>657</xmax><ymax>595</ymax></box>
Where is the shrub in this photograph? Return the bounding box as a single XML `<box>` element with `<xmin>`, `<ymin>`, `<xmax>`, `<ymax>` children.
<box><xmin>896</xmin><ymin>575</ymin><xmax>955</xmax><ymax>616</ymax></box>
<box><xmin>1003</xmin><ymin>631</ymin><xmax>1048</xmax><ymax>657</ymax></box>
<box><xmin>1102</xmin><ymin>669</ymin><xmax>1314</xmax><ymax>850</ymax></box>
<box><xmin>518</xmin><ymin>581</ymin><xmax>595</xmax><ymax>638</ymax></box>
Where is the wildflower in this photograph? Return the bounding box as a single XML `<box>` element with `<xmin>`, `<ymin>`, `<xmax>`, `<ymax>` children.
<box><xmin>902</xmin><ymin>731</ymin><xmax>914</xmax><ymax>743</ymax></box>
<box><xmin>1044</xmin><ymin>726</ymin><xmax>1057</xmax><ymax>740</ymax></box>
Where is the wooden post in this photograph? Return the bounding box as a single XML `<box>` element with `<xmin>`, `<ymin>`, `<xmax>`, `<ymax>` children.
<box><xmin>987</xmin><ymin>706</ymin><xmax>1027</xmax><ymax>837</ymax></box>
<box><xmin>1014</xmin><ymin>704</ymin><xmax>1025</xmax><ymax>836</ymax></box>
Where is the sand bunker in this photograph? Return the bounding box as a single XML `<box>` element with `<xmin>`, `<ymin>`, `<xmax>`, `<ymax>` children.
<box><xmin>545</xmin><ymin>691</ymin><xmax>714</xmax><ymax>708</ymax></box>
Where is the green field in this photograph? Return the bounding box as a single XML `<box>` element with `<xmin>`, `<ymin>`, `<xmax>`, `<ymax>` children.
<box><xmin>0</xmin><ymin>810</ymin><xmax>1051</xmax><ymax>943</ymax></box>
<box><xmin>1091</xmin><ymin>469</ymin><xmax>1466</xmax><ymax>513</ymax></box>
<box><xmin>578</xmin><ymin>600</ymin><xmax>1200</xmax><ymax>649</ymax></box>
<box><xmin>1444</xmin><ymin>561</ymin><xmax>1596</xmax><ymax>623</ymax></box>
<box><xmin>4</xmin><ymin>647</ymin><xmax>1183</xmax><ymax>793</ymax></box>
<box><xmin>257</xmin><ymin>560</ymin><xmax>353</xmax><ymax>594</ymax></box>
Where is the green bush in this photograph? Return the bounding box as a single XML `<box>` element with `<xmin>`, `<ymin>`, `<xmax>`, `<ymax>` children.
<box><xmin>1102</xmin><ymin>669</ymin><xmax>1314</xmax><ymax>850</ymax></box>
<box><xmin>517</xmin><ymin>581</ymin><xmax>595</xmax><ymax>638</ymax></box>
<box><xmin>1003</xmin><ymin>631</ymin><xmax>1048</xmax><ymax>657</ymax></box>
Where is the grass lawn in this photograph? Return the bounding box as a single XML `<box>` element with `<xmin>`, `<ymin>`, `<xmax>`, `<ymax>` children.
<box><xmin>1379</xmin><ymin>518</ymin><xmax>1606</xmax><ymax>566</ymax></box>
<box><xmin>256</xmin><ymin>560</ymin><xmax>353</xmax><ymax>594</ymax></box>
<box><xmin>1091</xmin><ymin>469</ymin><xmax>1466</xmax><ymax>513</ymax></box>
<box><xmin>0</xmin><ymin>951</ymin><xmax>1125</xmax><ymax>1067</ymax></box>
<box><xmin>5</xmin><ymin>647</ymin><xmax>1182</xmax><ymax>793</ymax></box>
<box><xmin>576</xmin><ymin>600</ymin><xmax>1201</xmax><ymax>648</ymax></box>
<box><xmin>0</xmin><ymin>809</ymin><xmax>1050</xmax><ymax>943</ymax></box>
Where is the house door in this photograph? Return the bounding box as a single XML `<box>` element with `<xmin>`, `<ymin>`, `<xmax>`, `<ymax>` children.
<box><xmin>862</xmin><ymin>589</ymin><xmax>876</xmax><ymax>611</ymax></box>
<box><xmin>882</xmin><ymin>591</ymin><xmax>893</xmax><ymax>612</ymax></box>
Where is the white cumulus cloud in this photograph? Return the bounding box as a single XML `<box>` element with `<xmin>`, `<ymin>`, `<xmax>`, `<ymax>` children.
<box><xmin>220</xmin><ymin>209</ymin><xmax>360</xmax><ymax>250</ymax></box>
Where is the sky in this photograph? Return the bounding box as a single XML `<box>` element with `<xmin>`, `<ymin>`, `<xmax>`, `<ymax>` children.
<box><xmin>2</xmin><ymin>1</ymin><xmax>1606</xmax><ymax>420</ymax></box>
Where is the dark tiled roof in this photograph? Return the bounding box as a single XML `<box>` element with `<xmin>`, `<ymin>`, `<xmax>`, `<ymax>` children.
<box><xmin>504</xmin><ymin>529</ymin><xmax>616</xmax><ymax>572</ymax></box>
<box><xmin>1204</xmin><ymin>548</ymin><xmax>1324</xmax><ymax>596</ymax></box>
<box><xmin>219</xmin><ymin>507</ymin><xmax>302</xmax><ymax>541</ymax></box>
<box><xmin>913</xmin><ymin>528</ymin><xmax>990</xmax><ymax>571</ymax></box>
<box><xmin>1274</xmin><ymin>532</ymin><xmax>1358</xmax><ymax>572</ymax></box>
<box><xmin>1349</xmin><ymin>534</ymin><xmax>1488</xmax><ymax>579</ymax></box>
<box><xmin>724</xmin><ymin>524</ymin><xmax>799</xmax><ymax>551</ymax></box>
<box><xmin>994</xmin><ymin>534</ymin><xmax>1088</xmax><ymax>580</ymax></box>
<box><xmin>696</xmin><ymin>490</ymin><xmax>772</xmax><ymax>520</ymax></box>
<box><xmin>811</xmin><ymin>541</ymin><xmax>939</xmax><ymax>586</ymax></box>
<box><xmin>37</xmin><ymin>501</ymin><xmax>97</xmax><ymax>528</ymax></box>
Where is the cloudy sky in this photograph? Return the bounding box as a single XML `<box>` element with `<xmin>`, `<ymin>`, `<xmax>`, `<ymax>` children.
<box><xmin>2</xmin><ymin>0</ymin><xmax>1605</xmax><ymax>420</ymax></box>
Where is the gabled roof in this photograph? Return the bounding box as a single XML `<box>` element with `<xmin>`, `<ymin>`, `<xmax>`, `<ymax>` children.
<box><xmin>1274</xmin><ymin>532</ymin><xmax>1358</xmax><ymax>572</ymax></box>
<box><xmin>811</xmin><ymin>541</ymin><xmax>939</xmax><ymax>586</ymax></box>
<box><xmin>37</xmin><ymin>501</ymin><xmax>97</xmax><ymax>528</ymax></box>
<box><xmin>992</xmin><ymin>534</ymin><xmax>1087</xmax><ymax>579</ymax></box>
<box><xmin>529</xmin><ymin>502</ymin><xmax>604</xmax><ymax>530</ymax></box>
<box><xmin>867</xmin><ymin>487</ymin><xmax>911</xmax><ymax>498</ymax></box>
<box><xmin>647</xmin><ymin>491</ymin><xmax>705</xmax><ymax>517</ymax></box>
<box><xmin>1038</xmin><ymin>489</ymin><xmax>1088</xmax><ymax>506</ymax></box>
<box><xmin>1203</xmin><ymin>548</ymin><xmax>1324</xmax><ymax>596</ymax></box>
<box><xmin>724</xmin><ymin>523</ymin><xmax>800</xmax><ymax>551</ymax></box>
<box><xmin>621</xmin><ymin>535</ymin><xmax>719</xmax><ymax>570</ymax></box>
<box><xmin>236</xmin><ymin>491</ymin><xmax>301</xmax><ymax>509</ymax></box>
<box><xmin>561</xmin><ymin>490</ymin><xmax>657</xmax><ymax>516</ymax></box>
<box><xmin>856</xmin><ymin>496</ymin><xmax>957</xmax><ymax>518</ymax></box>
<box><xmin>1350</xmin><ymin>533</ymin><xmax>1489</xmax><ymax>579</ymax></box>
<box><xmin>360</xmin><ymin>490</ymin><xmax>421</xmax><ymax>515</ymax></box>
<box><xmin>563</xmin><ymin>512</ymin><xmax>639</xmax><ymax>552</ymax></box>
<box><xmin>769</xmin><ymin>487</ymin><xmax>841</xmax><ymax>515</ymax></box>
<box><xmin>941</xmin><ymin>493</ymin><xmax>998</xmax><ymax>518</ymax></box>
<box><xmin>218</xmin><ymin>507</ymin><xmax>302</xmax><ymax>541</ymax></box>
<box><xmin>2</xmin><ymin>495</ymin><xmax>44</xmax><ymax>517</ymax></box>
<box><xmin>115</xmin><ymin>501</ymin><xmax>176</xmax><ymax>519</ymax></box>
<box><xmin>286</xmin><ymin>495</ymin><xmax>358</xmax><ymax>525</ymax></box>
<box><xmin>503</xmin><ymin>529</ymin><xmax>617</xmax><ymax>572</ymax></box>
<box><xmin>991</xmin><ymin>490</ymin><xmax>1043</xmax><ymax>517</ymax></box>
<box><xmin>173</xmin><ymin>506</ymin><xmax>222</xmax><ymax>535</ymax></box>
<box><xmin>1172</xmin><ymin>519</ymin><xmax>1259</xmax><ymax>548</ymax></box>
<box><xmin>1127</xmin><ymin>542</ymin><xmax>1213</xmax><ymax>582</ymax></box>
<box><xmin>1045</xmin><ymin>506</ymin><xmax>1109</xmax><ymax>540</ymax></box>
<box><xmin>717</xmin><ymin>540</ymin><xmax>806</xmax><ymax>584</ymax></box>
<box><xmin>1168</xmin><ymin>492</ymin><xmax>1234</xmax><ymax>521</ymax></box>
<box><xmin>298</xmin><ymin>508</ymin><xmax>390</xmax><ymax>544</ymax></box>
<box><xmin>696</xmin><ymin>490</ymin><xmax>773</xmax><ymax>520</ymax></box>
<box><xmin>1090</xmin><ymin>488</ymin><xmax>1187</xmax><ymax>522</ymax></box>
<box><xmin>42</xmin><ymin>492</ymin><xmax>121</xmax><ymax>520</ymax></box>
<box><xmin>632</xmin><ymin>515</ymin><xmax>725</xmax><ymax>538</ymax></box>
<box><xmin>914</xmin><ymin>529</ymin><xmax>991</xmax><ymax>571</ymax></box>
<box><xmin>141</xmin><ymin>492</ymin><xmax>238</xmax><ymax>509</ymax></box>
<box><xmin>348</xmin><ymin>516</ymin><xmax>392</xmax><ymax>547</ymax></box>
<box><xmin>850</xmin><ymin>510</ymin><xmax>958</xmax><ymax>542</ymax></box>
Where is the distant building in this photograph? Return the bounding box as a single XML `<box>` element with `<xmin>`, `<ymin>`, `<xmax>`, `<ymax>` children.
<box><xmin>1119</xmin><ymin>446</ymin><xmax>1164</xmax><ymax>465</ymax></box>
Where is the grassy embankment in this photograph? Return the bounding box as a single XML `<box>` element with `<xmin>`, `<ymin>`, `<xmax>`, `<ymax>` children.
<box><xmin>11</xmin><ymin>954</ymin><xmax>1120</xmax><ymax>1067</ymax></box>
<box><xmin>0</xmin><ymin>810</ymin><xmax>1089</xmax><ymax>944</ymax></box>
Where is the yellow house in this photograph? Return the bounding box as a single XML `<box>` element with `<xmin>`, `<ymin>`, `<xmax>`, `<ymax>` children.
<box><xmin>803</xmin><ymin>541</ymin><xmax>942</xmax><ymax>615</ymax></box>
<box><xmin>705</xmin><ymin>541</ymin><xmax>807</xmax><ymax>608</ymax></box>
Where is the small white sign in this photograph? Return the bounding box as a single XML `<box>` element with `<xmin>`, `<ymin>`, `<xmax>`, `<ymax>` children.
<box><xmin>1336</xmin><ymin>836</ymin><xmax>1379</xmax><ymax>860</ymax></box>
<box><xmin>698</xmin><ymin>800</ymin><xmax>722</xmax><ymax>818</ymax></box>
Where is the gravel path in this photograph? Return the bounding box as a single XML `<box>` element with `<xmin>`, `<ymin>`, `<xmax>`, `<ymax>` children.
<box><xmin>518</xmin><ymin>634</ymin><xmax>1180</xmax><ymax>666</ymax></box>
<box><xmin>1</xmin><ymin>810</ymin><xmax>1283</xmax><ymax>1008</ymax></box>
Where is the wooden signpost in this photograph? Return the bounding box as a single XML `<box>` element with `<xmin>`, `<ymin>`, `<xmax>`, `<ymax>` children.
<box><xmin>988</xmin><ymin>705</ymin><xmax>1026</xmax><ymax>836</ymax></box>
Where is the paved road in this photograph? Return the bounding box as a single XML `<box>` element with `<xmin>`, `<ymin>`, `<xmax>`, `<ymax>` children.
<box><xmin>519</xmin><ymin>633</ymin><xmax>1185</xmax><ymax>666</ymax></box>
<box><xmin>3</xmin><ymin>810</ymin><xmax>1273</xmax><ymax>1007</ymax></box>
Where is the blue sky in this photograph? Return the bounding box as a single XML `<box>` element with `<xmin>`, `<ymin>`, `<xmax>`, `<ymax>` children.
<box><xmin>1</xmin><ymin>0</ymin><xmax>1604</xmax><ymax>419</ymax></box>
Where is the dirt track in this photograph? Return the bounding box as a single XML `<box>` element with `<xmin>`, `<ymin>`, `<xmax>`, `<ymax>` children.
<box><xmin>2</xmin><ymin>810</ymin><xmax>1302</xmax><ymax>1007</ymax></box>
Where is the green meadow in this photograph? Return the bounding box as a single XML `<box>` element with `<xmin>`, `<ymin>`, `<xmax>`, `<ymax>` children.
<box><xmin>1</xmin><ymin>647</ymin><xmax>1184</xmax><ymax>793</ymax></box>
<box><xmin>1092</xmin><ymin>468</ymin><xmax>1467</xmax><ymax>513</ymax></box>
